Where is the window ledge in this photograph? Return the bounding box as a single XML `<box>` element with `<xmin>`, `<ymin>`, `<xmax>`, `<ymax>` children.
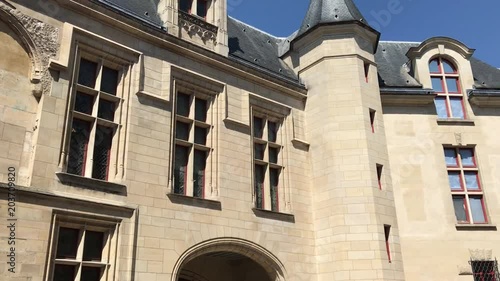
<box><xmin>167</xmin><ymin>193</ymin><xmax>221</xmax><ymax>210</ymax></box>
<box><xmin>291</xmin><ymin>138</ymin><xmax>310</xmax><ymax>151</ymax></box>
<box><xmin>136</xmin><ymin>91</ymin><xmax>170</xmax><ymax>104</ymax></box>
<box><xmin>56</xmin><ymin>172</ymin><xmax>126</xmax><ymax>195</ymax></box>
<box><xmin>437</xmin><ymin>118</ymin><xmax>475</xmax><ymax>126</ymax></box>
<box><xmin>252</xmin><ymin>208</ymin><xmax>295</xmax><ymax>223</ymax></box>
<box><xmin>455</xmin><ymin>224</ymin><xmax>497</xmax><ymax>231</ymax></box>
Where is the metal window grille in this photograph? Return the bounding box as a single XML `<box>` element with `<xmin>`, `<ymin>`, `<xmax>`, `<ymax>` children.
<box><xmin>470</xmin><ymin>259</ymin><xmax>500</xmax><ymax>281</ymax></box>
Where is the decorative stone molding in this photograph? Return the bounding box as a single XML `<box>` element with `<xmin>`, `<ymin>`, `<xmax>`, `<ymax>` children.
<box><xmin>171</xmin><ymin>237</ymin><xmax>287</xmax><ymax>281</ymax></box>
<box><xmin>0</xmin><ymin>1</ymin><xmax>59</xmax><ymax>97</ymax></box>
<box><xmin>178</xmin><ymin>10</ymin><xmax>217</xmax><ymax>44</ymax></box>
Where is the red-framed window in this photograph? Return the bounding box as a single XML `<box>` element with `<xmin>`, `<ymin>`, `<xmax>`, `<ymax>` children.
<box><xmin>252</xmin><ymin>113</ymin><xmax>283</xmax><ymax>212</ymax></box>
<box><xmin>384</xmin><ymin>225</ymin><xmax>391</xmax><ymax>263</ymax></box>
<box><xmin>430</xmin><ymin>58</ymin><xmax>465</xmax><ymax>119</ymax></box>
<box><xmin>67</xmin><ymin>55</ymin><xmax>121</xmax><ymax>181</ymax></box>
<box><xmin>178</xmin><ymin>0</ymin><xmax>208</xmax><ymax>19</ymax></box>
<box><xmin>444</xmin><ymin>147</ymin><xmax>488</xmax><ymax>224</ymax></box>
<box><xmin>376</xmin><ymin>164</ymin><xmax>383</xmax><ymax>190</ymax></box>
<box><xmin>173</xmin><ymin>92</ymin><xmax>211</xmax><ymax>199</ymax></box>
<box><xmin>369</xmin><ymin>109</ymin><xmax>376</xmax><ymax>133</ymax></box>
<box><xmin>471</xmin><ymin>261</ymin><xmax>497</xmax><ymax>281</ymax></box>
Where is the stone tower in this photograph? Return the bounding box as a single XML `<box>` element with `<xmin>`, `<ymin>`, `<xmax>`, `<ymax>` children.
<box><xmin>283</xmin><ymin>0</ymin><xmax>405</xmax><ymax>280</ymax></box>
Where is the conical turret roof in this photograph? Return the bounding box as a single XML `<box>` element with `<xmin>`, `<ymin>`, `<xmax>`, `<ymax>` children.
<box><xmin>297</xmin><ymin>0</ymin><xmax>368</xmax><ymax>38</ymax></box>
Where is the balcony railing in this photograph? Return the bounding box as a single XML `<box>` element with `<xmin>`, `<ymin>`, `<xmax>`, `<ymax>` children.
<box><xmin>178</xmin><ymin>10</ymin><xmax>218</xmax><ymax>43</ymax></box>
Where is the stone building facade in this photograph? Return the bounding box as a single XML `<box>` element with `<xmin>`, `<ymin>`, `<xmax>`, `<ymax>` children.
<box><xmin>0</xmin><ymin>0</ymin><xmax>499</xmax><ymax>281</ymax></box>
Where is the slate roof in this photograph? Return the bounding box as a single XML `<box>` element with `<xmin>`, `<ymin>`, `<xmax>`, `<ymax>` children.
<box><xmin>94</xmin><ymin>0</ymin><xmax>163</xmax><ymax>27</ymax></box>
<box><xmin>297</xmin><ymin>0</ymin><xmax>368</xmax><ymax>38</ymax></box>
<box><xmin>376</xmin><ymin>41</ymin><xmax>500</xmax><ymax>90</ymax></box>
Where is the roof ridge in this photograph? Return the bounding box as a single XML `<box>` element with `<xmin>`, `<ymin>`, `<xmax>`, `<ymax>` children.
<box><xmin>228</xmin><ymin>16</ymin><xmax>282</xmax><ymax>40</ymax></box>
<box><xmin>380</xmin><ymin>40</ymin><xmax>421</xmax><ymax>44</ymax></box>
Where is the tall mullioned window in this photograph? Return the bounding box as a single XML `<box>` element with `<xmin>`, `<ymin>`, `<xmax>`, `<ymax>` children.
<box><xmin>173</xmin><ymin>91</ymin><xmax>212</xmax><ymax>198</ymax></box>
<box><xmin>430</xmin><ymin>58</ymin><xmax>465</xmax><ymax>119</ymax></box>
<box><xmin>444</xmin><ymin>147</ymin><xmax>488</xmax><ymax>224</ymax></box>
<box><xmin>67</xmin><ymin>55</ymin><xmax>123</xmax><ymax>181</ymax></box>
<box><xmin>252</xmin><ymin>112</ymin><xmax>284</xmax><ymax>212</ymax></box>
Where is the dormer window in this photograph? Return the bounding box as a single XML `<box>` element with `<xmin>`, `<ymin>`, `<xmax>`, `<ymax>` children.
<box><xmin>179</xmin><ymin>0</ymin><xmax>209</xmax><ymax>19</ymax></box>
<box><xmin>430</xmin><ymin>58</ymin><xmax>465</xmax><ymax>119</ymax></box>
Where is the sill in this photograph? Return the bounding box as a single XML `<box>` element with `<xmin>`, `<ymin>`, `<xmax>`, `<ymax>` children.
<box><xmin>167</xmin><ymin>193</ymin><xmax>221</xmax><ymax>210</ymax></box>
<box><xmin>56</xmin><ymin>172</ymin><xmax>126</xmax><ymax>195</ymax></box>
<box><xmin>437</xmin><ymin>118</ymin><xmax>475</xmax><ymax>126</ymax></box>
<box><xmin>291</xmin><ymin>138</ymin><xmax>310</xmax><ymax>151</ymax></box>
<box><xmin>252</xmin><ymin>208</ymin><xmax>295</xmax><ymax>223</ymax></box>
<box><xmin>455</xmin><ymin>224</ymin><xmax>497</xmax><ymax>231</ymax></box>
<box><xmin>136</xmin><ymin>91</ymin><xmax>170</xmax><ymax>104</ymax></box>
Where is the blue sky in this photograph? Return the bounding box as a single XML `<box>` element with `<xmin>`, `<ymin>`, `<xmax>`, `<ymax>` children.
<box><xmin>228</xmin><ymin>0</ymin><xmax>500</xmax><ymax>67</ymax></box>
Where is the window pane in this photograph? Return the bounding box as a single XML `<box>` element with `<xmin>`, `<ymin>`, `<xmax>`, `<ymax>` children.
<box><xmin>459</xmin><ymin>149</ymin><xmax>475</xmax><ymax>167</ymax></box>
<box><xmin>56</xmin><ymin>227</ymin><xmax>80</xmax><ymax>259</ymax></box>
<box><xmin>176</xmin><ymin>121</ymin><xmax>190</xmax><ymax>141</ymax></box>
<box><xmin>442</xmin><ymin>61</ymin><xmax>456</xmax><ymax>73</ymax></box>
<box><xmin>253</xmin><ymin>116</ymin><xmax>264</xmax><ymax>138</ymax></box>
<box><xmin>83</xmin><ymin>231</ymin><xmax>104</xmax><ymax>261</ymax></box>
<box><xmin>429</xmin><ymin>60</ymin><xmax>440</xmax><ymax>73</ymax></box>
<box><xmin>179</xmin><ymin>0</ymin><xmax>192</xmax><ymax>13</ymax></box>
<box><xmin>193</xmin><ymin>150</ymin><xmax>206</xmax><ymax>198</ymax></box>
<box><xmin>92</xmin><ymin>125</ymin><xmax>114</xmax><ymax>180</ymax></box>
<box><xmin>446</xmin><ymin>78</ymin><xmax>459</xmax><ymax>93</ymax></box>
<box><xmin>269</xmin><ymin>146</ymin><xmax>279</xmax><ymax>164</ymax></box>
<box><xmin>75</xmin><ymin>92</ymin><xmax>94</xmax><ymax>114</ymax></box>
<box><xmin>97</xmin><ymin>99</ymin><xmax>116</xmax><ymax>121</ymax></box>
<box><xmin>78</xmin><ymin>58</ymin><xmax>97</xmax><ymax>88</ymax></box>
<box><xmin>254</xmin><ymin>164</ymin><xmax>265</xmax><ymax>209</ymax></box>
<box><xmin>452</xmin><ymin>196</ymin><xmax>468</xmax><ymax>222</ymax></box>
<box><xmin>195</xmin><ymin>98</ymin><xmax>208</xmax><ymax>122</ymax></box>
<box><xmin>450</xmin><ymin>97</ymin><xmax>465</xmax><ymax>119</ymax></box>
<box><xmin>448</xmin><ymin>172</ymin><xmax>462</xmax><ymax>190</ymax></box>
<box><xmin>197</xmin><ymin>0</ymin><xmax>207</xmax><ymax>18</ymax></box>
<box><xmin>270</xmin><ymin>168</ymin><xmax>280</xmax><ymax>212</ymax></box>
<box><xmin>81</xmin><ymin>266</ymin><xmax>103</xmax><ymax>281</ymax></box>
<box><xmin>465</xmin><ymin>172</ymin><xmax>480</xmax><ymax>190</ymax></box>
<box><xmin>254</xmin><ymin>143</ymin><xmax>265</xmax><ymax>160</ymax></box>
<box><xmin>68</xmin><ymin>119</ymin><xmax>91</xmax><ymax>176</ymax></box>
<box><xmin>100</xmin><ymin>66</ymin><xmax>119</xmax><ymax>95</ymax></box>
<box><xmin>177</xmin><ymin>93</ymin><xmax>190</xmax><ymax>117</ymax></box>
<box><xmin>431</xmin><ymin>77</ymin><xmax>444</xmax><ymax>92</ymax></box>
<box><xmin>470</xmin><ymin>197</ymin><xmax>486</xmax><ymax>223</ymax></box>
<box><xmin>54</xmin><ymin>264</ymin><xmax>77</xmax><ymax>281</ymax></box>
<box><xmin>194</xmin><ymin>126</ymin><xmax>208</xmax><ymax>145</ymax></box>
<box><xmin>444</xmin><ymin>148</ymin><xmax>457</xmax><ymax>166</ymax></box>
<box><xmin>434</xmin><ymin>97</ymin><xmax>448</xmax><ymax>118</ymax></box>
<box><xmin>174</xmin><ymin>145</ymin><xmax>189</xmax><ymax>195</ymax></box>
<box><xmin>268</xmin><ymin>121</ymin><xmax>278</xmax><ymax>143</ymax></box>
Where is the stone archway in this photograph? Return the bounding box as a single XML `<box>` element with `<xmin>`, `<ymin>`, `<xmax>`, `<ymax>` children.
<box><xmin>172</xmin><ymin>238</ymin><xmax>286</xmax><ymax>281</ymax></box>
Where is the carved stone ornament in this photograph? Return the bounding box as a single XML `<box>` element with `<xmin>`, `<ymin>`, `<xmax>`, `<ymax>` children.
<box><xmin>178</xmin><ymin>10</ymin><xmax>217</xmax><ymax>44</ymax></box>
<box><xmin>0</xmin><ymin>1</ymin><xmax>59</xmax><ymax>96</ymax></box>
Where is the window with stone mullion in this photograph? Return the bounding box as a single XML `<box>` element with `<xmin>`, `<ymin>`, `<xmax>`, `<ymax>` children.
<box><xmin>67</xmin><ymin>55</ymin><xmax>121</xmax><ymax>181</ymax></box>
<box><xmin>252</xmin><ymin>114</ymin><xmax>283</xmax><ymax>212</ymax></box>
<box><xmin>430</xmin><ymin>58</ymin><xmax>465</xmax><ymax>119</ymax></box>
<box><xmin>173</xmin><ymin>92</ymin><xmax>211</xmax><ymax>198</ymax></box>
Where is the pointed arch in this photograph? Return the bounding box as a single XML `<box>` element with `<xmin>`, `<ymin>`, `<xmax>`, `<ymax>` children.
<box><xmin>171</xmin><ymin>237</ymin><xmax>287</xmax><ymax>281</ymax></box>
<box><xmin>0</xmin><ymin>2</ymin><xmax>43</xmax><ymax>82</ymax></box>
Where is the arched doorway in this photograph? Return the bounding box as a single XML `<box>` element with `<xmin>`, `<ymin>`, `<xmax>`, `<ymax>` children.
<box><xmin>172</xmin><ymin>238</ymin><xmax>285</xmax><ymax>281</ymax></box>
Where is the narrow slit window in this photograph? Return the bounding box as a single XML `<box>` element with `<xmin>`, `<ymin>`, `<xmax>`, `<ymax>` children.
<box><xmin>364</xmin><ymin>62</ymin><xmax>370</xmax><ymax>83</ymax></box>
<box><xmin>384</xmin><ymin>225</ymin><xmax>391</xmax><ymax>263</ymax></box>
<box><xmin>377</xmin><ymin>164</ymin><xmax>383</xmax><ymax>190</ymax></box>
<box><xmin>369</xmin><ymin>109</ymin><xmax>376</xmax><ymax>133</ymax></box>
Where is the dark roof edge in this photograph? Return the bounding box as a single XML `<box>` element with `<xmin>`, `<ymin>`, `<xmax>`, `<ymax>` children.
<box><xmin>468</xmin><ymin>89</ymin><xmax>500</xmax><ymax>97</ymax></box>
<box><xmin>228</xmin><ymin>55</ymin><xmax>305</xmax><ymax>89</ymax></box>
<box><xmin>285</xmin><ymin>20</ymin><xmax>380</xmax><ymax>57</ymax></box>
<box><xmin>380</xmin><ymin>88</ymin><xmax>435</xmax><ymax>95</ymax></box>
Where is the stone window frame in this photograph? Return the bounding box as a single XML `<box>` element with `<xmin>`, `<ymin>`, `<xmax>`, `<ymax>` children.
<box><xmin>250</xmin><ymin>98</ymin><xmax>291</xmax><ymax>214</ymax></box>
<box><xmin>178</xmin><ymin>0</ymin><xmax>211</xmax><ymax>20</ymax></box>
<box><xmin>443</xmin><ymin>146</ymin><xmax>489</xmax><ymax>225</ymax></box>
<box><xmin>168</xmin><ymin>72</ymin><xmax>222</xmax><ymax>202</ymax></box>
<box><xmin>45</xmin><ymin>212</ymin><xmax>121</xmax><ymax>281</ymax></box>
<box><xmin>430</xmin><ymin>57</ymin><xmax>466</xmax><ymax>119</ymax></box>
<box><xmin>59</xmin><ymin>40</ymin><xmax>136</xmax><ymax>188</ymax></box>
